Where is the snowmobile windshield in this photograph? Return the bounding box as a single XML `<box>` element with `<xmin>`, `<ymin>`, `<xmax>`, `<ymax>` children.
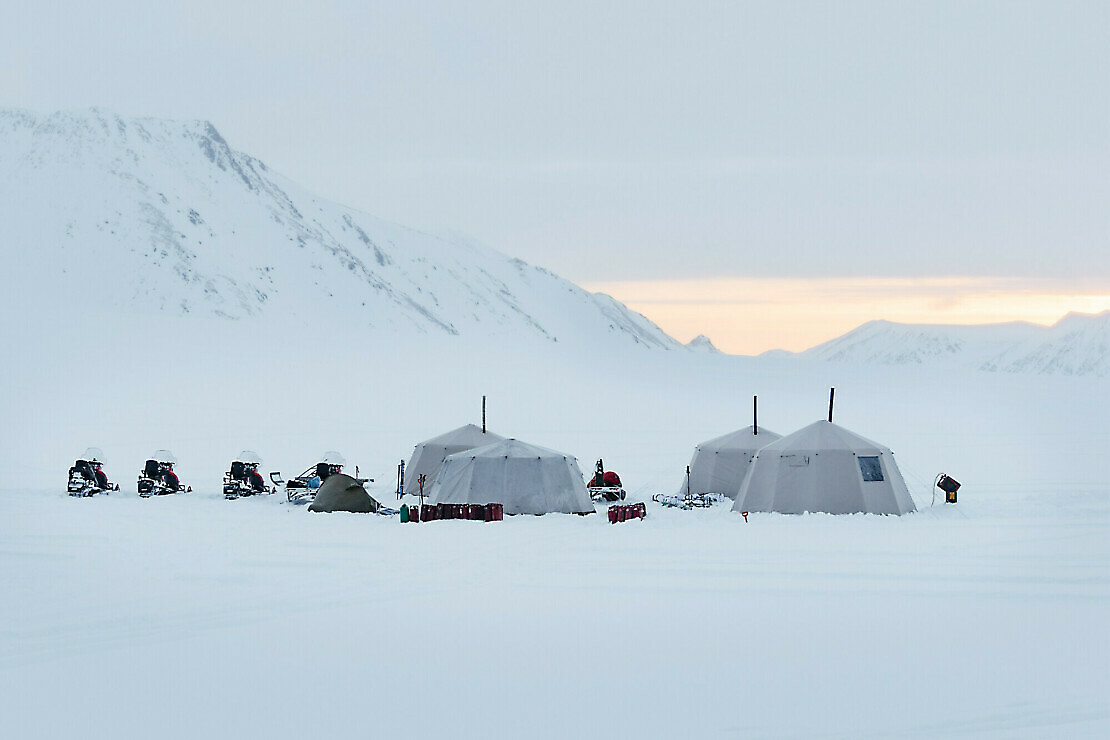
<box><xmin>237</xmin><ymin>450</ymin><xmax>262</xmax><ymax>464</ymax></box>
<box><xmin>320</xmin><ymin>451</ymin><xmax>346</xmax><ymax>465</ymax></box>
<box><xmin>152</xmin><ymin>449</ymin><xmax>177</xmax><ymax>463</ymax></box>
<box><xmin>82</xmin><ymin>447</ymin><xmax>105</xmax><ymax>463</ymax></box>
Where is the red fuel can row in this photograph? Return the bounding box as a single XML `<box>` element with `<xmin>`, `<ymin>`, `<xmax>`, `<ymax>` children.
<box><xmin>418</xmin><ymin>502</ymin><xmax>503</xmax><ymax>522</ymax></box>
<box><xmin>607</xmin><ymin>503</ymin><xmax>646</xmax><ymax>523</ymax></box>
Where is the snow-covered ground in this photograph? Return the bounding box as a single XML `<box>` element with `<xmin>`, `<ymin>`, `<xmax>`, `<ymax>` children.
<box><xmin>2</xmin><ymin>327</ymin><xmax>1108</xmax><ymax>738</ymax></box>
<box><xmin>2</xmin><ymin>106</ymin><xmax>1107</xmax><ymax>738</ymax></box>
<box><xmin>2</xmin><ymin>484</ymin><xmax>1107</xmax><ymax>739</ymax></box>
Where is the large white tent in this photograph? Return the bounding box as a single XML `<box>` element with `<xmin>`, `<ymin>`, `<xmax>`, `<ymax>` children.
<box><xmin>405</xmin><ymin>424</ymin><xmax>504</xmax><ymax>497</ymax></box>
<box><xmin>429</xmin><ymin>438</ymin><xmax>593</xmax><ymax>515</ymax></box>
<box><xmin>680</xmin><ymin>425</ymin><xmax>781</xmax><ymax>499</ymax></box>
<box><xmin>732</xmin><ymin>420</ymin><xmax>916</xmax><ymax>515</ymax></box>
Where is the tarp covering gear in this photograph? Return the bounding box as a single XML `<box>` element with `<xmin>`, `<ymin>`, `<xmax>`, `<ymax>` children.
<box><xmin>652</xmin><ymin>492</ymin><xmax>728</xmax><ymax>510</ymax></box>
<box><xmin>308</xmin><ymin>473</ymin><xmax>381</xmax><ymax>513</ymax></box>
<box><xmin>430</xmin><ymin>438</ymin><xmax>593</xmax><ymax>516</ymax></box>
<box><xmin>680</xmin><ymin>425</ymin><xmax>782</xmax><ymax>499</ymax></box>
<box><xmin>732</xmin><ymin>420</ymin><xmax>916</xmax><ymax>515</ymax></box>
<box><xmin>404</xmin><ymin>424</ymin><xmax>505</xmax><ymax>498</ymax></box>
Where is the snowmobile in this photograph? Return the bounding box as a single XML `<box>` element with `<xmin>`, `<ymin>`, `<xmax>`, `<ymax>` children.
<box><xmin>271</xmin><ymin>452</ymin><xmax>361</xmax><ymax>503</ymax></box>
<box><xmin>223</xmin><ymin>451</ymin><xmax>272</xmax><ymax>499</ymax></box>
<box><xmin>587</xmin><ymin>458</ymin><xmax>626</xmax><ymax>502</ymax></box>
<box><xmin>67</xmin><ymin>448</ymin><xmax>120</xmax><ymax>497</ymax></box>
<box><xmin>138</xmin><ymin>451</ymin><xmax>191</xmax><ymax>497</ymax></box>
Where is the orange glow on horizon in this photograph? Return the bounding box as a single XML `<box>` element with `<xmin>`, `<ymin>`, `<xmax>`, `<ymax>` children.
<box><xmin>583</xmin><ymin>277</ymin><xmax>1110</xmax><ymax>355</ymax></box>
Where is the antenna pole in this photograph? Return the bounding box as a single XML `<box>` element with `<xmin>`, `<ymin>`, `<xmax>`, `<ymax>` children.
<box><xmin>828</xmin><ymin>387</ymin><xmax>835</xmax><ymax>423</ymax></box>
<box><xmin>482</xmin><ymin>395</ymin><xmax>486</xmax><ymax>433</ymax></box>
<box><xmin>753</xmin><ymin>395</ymin><xmax>758</xmax><ymax>435</ymax></box>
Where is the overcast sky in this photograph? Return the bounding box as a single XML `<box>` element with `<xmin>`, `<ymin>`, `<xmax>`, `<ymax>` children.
<box><xmin>4</xmin><ymin>1</ymin><xmax>1107</xmax><ymax>350</ymax></box>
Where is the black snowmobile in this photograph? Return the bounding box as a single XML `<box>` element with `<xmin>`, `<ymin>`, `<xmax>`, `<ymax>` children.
<box><xmin>138</xmin><ymin>451</ymin><xmax>191</xmax><ymax>497</ymax></box>
<box><xmin>271</xmin><ymin>452</ymin><xmax>366</xmax><ymax>503</ymax></box>
<box><xmin>67</xmin><ymin>448</ymin><xmax>120</xmax><ymax>497</ymax></box>
<box><xmin>272</xmin><ymin>460</ymin><xmax>343</xmax><ymax>503</ymax></box>
<box><xmin>223</xmin><ymin>451</ymin><xmax>271</xmax><ymax>499</ymax></box>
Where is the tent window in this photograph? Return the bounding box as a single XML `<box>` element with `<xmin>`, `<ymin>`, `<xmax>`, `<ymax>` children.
<box><xmin>858</xmin><ymin>456</ymin><xmax>884</xmax><ymax>482</ymax></box>
<box><xmin>786</xmin><ymin>454</ymin><xmax>809</xmax><ymax>467</ymax></box>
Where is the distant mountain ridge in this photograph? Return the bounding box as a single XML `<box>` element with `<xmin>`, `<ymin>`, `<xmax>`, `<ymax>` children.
<box><xmin>0</xmin><ymin>106</ymin><xmax>679</xmax><ymax>350</ymax></box>
<box><xmin>796</xmin><ymin>312</ymin><xmax>1110</xmax><ymax>377</ymax></box>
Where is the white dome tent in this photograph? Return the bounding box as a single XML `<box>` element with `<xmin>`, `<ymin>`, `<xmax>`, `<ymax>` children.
<box><xmin>405</xmin><ymin>423</ymin><xmax>505</xmax><ymax>497</ymax></box>
<box><xmin>681</xmin><ymin>425</ymin><xmax>782</xmax><ymax>499</ymax></box>
<box><xmin>732</xmin><ymin>419</ymin><xmax>916</xmax><ymax>516</ymax></box>
<box><xmin>679</xmin><ymin>396</ymin><xmax>781</xmax><ymax>499</ymax></box>
<box><xmin>429</xmin><ymin>438</ymin><xmax>593</xmax><ymax>515</ymax></box>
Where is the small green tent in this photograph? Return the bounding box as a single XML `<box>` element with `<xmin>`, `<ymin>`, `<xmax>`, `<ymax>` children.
<box><xmin>308</xmin><ymin>473</ymin><xmax>381</xmax><ymax>514</ymax></box>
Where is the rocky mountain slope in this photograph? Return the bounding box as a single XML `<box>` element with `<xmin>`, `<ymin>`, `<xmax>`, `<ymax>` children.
<box><xmin>0</xmin><ymin>106</ymin><xmax>678</xmax><ymax>350</ymax></box>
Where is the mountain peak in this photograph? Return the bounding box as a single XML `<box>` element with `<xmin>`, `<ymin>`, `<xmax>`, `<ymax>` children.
<box><xmin>686</xmin><ymin>334</ymin><xmax>722</xmax><ymax>353</ymax></box>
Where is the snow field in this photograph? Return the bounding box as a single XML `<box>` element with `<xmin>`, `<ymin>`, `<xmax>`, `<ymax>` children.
<box><xmin>1</xmin><ymin>487</ymin><xmax>1106</xmax><ymax>739</ymax></box>
<box><xmin>3</xmin><ymin>105</ymin><xmax>1108</xmax><ymax>739</ymax></box>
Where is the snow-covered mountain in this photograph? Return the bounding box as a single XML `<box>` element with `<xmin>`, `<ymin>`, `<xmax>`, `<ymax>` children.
<box><xmin>799</xmin><ymin>312</ymin><xmax>1110</xmax><ymax>377</ymax></box>
<box><xmin>685</xmin><ymin>334</ymin><xmax>721</xmax><ymax>353</ymax></box>
<box><xmin>0</xmin><ymin>106</ymin><xmax>678</xmax><ymax>350</ymax></box>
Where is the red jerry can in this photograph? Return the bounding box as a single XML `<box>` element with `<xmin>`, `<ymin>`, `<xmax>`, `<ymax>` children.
<box><xmin>421</xmin><ymin>504</ymin><xmax>433</xmax><ymax>521</ymax></box>
<box><xmin>607</xmin><ymin>505</ymin><xmax>618</xmax><ymax>524</ymax></box>
<box><xmin>491</xmin><ymin>503</ymin><xmax>504</xmax><ymax>521</ymax></box>
<box><xmin>469</xmin><ymin>504</ymin><xmax>484</xmax><ymax>521</ymax></box>
<box><xmin>483</xmin><ymin>504</ymin><xmax>493</xmax><ymax>522</ymax></box>
<box><xmin>635</xmin><ymin>503</ymin><xmax>645</xmax><ymax>519</ymax></box>
<box><xmin>456</xmin><ymin>504</ymin><xmax>467</xmax><ymax>520</ymax></box>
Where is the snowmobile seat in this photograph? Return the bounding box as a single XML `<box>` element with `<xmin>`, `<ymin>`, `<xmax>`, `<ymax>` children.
<box><xmin>74</xmin><ymin>460</ymin><xmax>94</xmax><ymax>480</ymax></box>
